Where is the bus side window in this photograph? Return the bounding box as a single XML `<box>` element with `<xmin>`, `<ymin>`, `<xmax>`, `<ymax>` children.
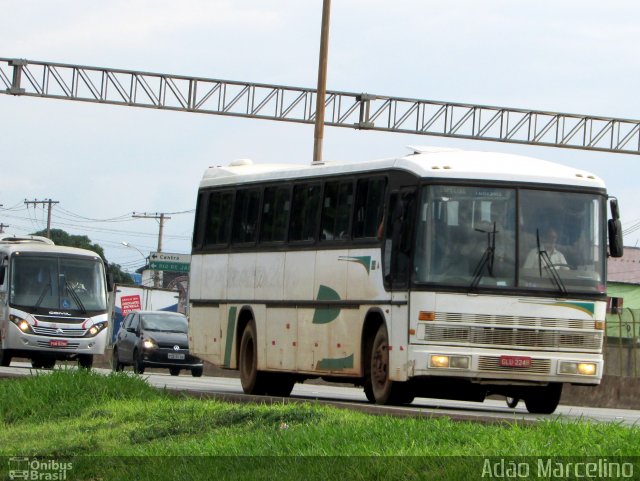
<box><xmin>260</xmin><ymin>186</ymin><xmax>291</xmax><ymax>243</ymax></box>
<box><xmin>0</xmin><ymin>257</ymin><xmax>6</xmax><ymax>289</ymax></box>
<box><xmin>204</xmin><ymin>191</ymin><xmax>234</xmax><ymax>247</ymax></box>
<box><xmin>353</xmin><ymin>177</ymin><xmax>387</xmax><ymax>239</ymax></box>
<box><xmin>320</xmin><ymin>181</ymin><xmax>354</xmax><ymax>241</ymax></box>
<box><xmin>232</xmin><ymin>188</ymin><xmax>261</xmax><ymax>244</ymax></box>
<box><xmin>384</xmin><ymin>189</ymin><xmax>416</xmax><ymax>287</ymax></box>
<box><xmin>289</xmin><ymin>183</ymin><xmax>321</xmax><ymax>242</ymax></box>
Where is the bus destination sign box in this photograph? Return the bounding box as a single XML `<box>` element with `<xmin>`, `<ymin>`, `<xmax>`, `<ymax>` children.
<box><xmin>149</xmin><ymin>252</ymin><xmax>191</xmax><ymax>273</ymax></box>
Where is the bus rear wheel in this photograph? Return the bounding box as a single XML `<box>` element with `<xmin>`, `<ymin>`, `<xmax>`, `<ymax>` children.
<box><xmin>239</xmin><ymin>320</ymin><xmax>267</xmax><ymax>395</ymax></box>
<box><xmin>364</xmin><ymin>323</ymin><xmax>393</xmax><ymax>404</ymax></box>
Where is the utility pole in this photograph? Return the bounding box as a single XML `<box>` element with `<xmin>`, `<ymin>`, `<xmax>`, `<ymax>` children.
<box><xmin>0</xmin><ymin>223</ymin><xmax>8</xmax><ymax>233</ymax></box>
<box><xmin>24</xmin><ymin>199</ymin><xmax>59</xmax><ymax>238</ymax></box>
<box><xmin>313</xmin><ymin>0</ymin><xmax>331</xmax><ymax>164</ymax></box>
<box><xmin>132</xmin><ymin>212</ymin><xmax>171</xmax><ymax>287</ymax></box>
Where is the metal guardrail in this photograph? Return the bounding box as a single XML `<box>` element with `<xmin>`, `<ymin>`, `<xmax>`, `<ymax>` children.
<box><xmin>2</xmin><ymin>57</ymin><xmax>640</xmax><ymax>155</ymax></box>
<box><xmin>606</xmin><ymin>308</ymin><xmax>639</xmax><ymax>377</ymax></box>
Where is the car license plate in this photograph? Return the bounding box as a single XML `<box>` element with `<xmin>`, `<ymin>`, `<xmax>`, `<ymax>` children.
<box><xmin>168</xmin><ymin>353</ymin><xmax>185</xmax><ymax>360</ymax></box>
<box><xmin>499</xmin><ymin>355</ymin><xmax>531</xmax><ymax>368</ymax></box>
<box><xmin>49</xmin><ymin>339</ymin><xmax>68</xmax><ymax>347</ymax></box>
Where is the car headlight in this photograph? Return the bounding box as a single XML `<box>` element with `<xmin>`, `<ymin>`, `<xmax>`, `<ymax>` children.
<box><xmin>143</xmin><ymin>338</ymin><xmax>157</xmax><ymax>349</ymax></box>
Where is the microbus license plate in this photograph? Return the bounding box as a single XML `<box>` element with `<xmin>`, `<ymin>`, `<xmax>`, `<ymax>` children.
<box><xmin>49</xmin><ymin>340</ymin><xmax>68</xmax><ymax>348</ymax></box>
<box><xmin>168</xmin><ymin>353</ymin><xmax>185</xmax><ymax>360</ymax></box>
<box><xmin>499</xmin><ymin>356</ymin><xmax>531</xmax><ymax>368</ymax></box>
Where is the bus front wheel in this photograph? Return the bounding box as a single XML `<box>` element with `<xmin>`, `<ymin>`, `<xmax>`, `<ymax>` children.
<box><xmin>524</xmin><ymin>383</ymin><xmax>562</xmax><ymax>414</ymax></box>
<box><xmin>239</xmin><ymin>321</ymin><xmax>267</xmax><ymax>395</ymax></box>
<box><xmin>364</xmin><ymin>324</ymin><xmax>393</xmax><ymax>404</ymax></box>
<box><xmin>0</xmin><ymin>348</ymin><xmax>12</xmax><ymax>367</ymax></box>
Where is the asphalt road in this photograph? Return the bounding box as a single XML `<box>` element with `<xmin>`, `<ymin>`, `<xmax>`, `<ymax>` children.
<box><xmin>1</xmin><ymin>362</ymin><xmax>639</xmax><ymax>426</ymax></box>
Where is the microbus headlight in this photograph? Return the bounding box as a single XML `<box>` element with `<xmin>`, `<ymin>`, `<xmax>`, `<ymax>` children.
<box><xmin>143</xmin><ymin>338</ymin><xmax>157</xmax><ymax>350</ymax></box>
<box><xmin>86</xmin><ymin>322</ymin><xmax>107</xmax><ymax>337</ymax></box>
<box><xmin>9</xmin><ymin>314</ymin><xmax>34</xmax><ymax>334</ymax></box>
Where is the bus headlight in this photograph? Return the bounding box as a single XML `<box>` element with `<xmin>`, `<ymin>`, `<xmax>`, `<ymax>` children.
<box><xmin>429</xmin><ymin>355</ymin><xmax>469</xmax><ymax>369</ymax></box>
<box><xmin>9</xmin><ymin>314</ymin><xmax>34</xmax><ymax>334</ymax></box>
<box><xmin>559</xmin><ymin>362</ymin><xmax>597</xmax><ymax>376</ymax></box>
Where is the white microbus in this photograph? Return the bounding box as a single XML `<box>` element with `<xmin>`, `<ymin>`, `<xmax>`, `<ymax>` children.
<box><xmin>188</xmin><ymin>148</ymin><xmax>623</xmax><ymax>414</ymax></box>
<box><xmin>0</xmin><ymin>235</ymin><xmax>109</xmax><ymax>369</ymax></box>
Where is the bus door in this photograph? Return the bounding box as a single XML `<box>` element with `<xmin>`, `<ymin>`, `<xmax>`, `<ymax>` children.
<box><xmin>383</xmin><ymin>187</ymin><xmax>416</xmax><ymax>380</ymax></box>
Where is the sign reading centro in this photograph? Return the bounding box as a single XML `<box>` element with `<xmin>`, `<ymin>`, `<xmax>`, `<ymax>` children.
<box><xmin>149</xmin><ymin>252</ymin><xmax>191</xmax><ymax>273</ymax></box>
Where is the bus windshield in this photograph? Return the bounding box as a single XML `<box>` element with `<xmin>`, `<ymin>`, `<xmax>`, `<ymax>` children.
<box><xmin>9</xmin><ymin>255</ymin><xmax>107</xmax><ymax>312</ymax></box>
<box><xmin>414</xmin><ymin>185</ymin><xmax>605</xmax><ymax>294</ymax></box>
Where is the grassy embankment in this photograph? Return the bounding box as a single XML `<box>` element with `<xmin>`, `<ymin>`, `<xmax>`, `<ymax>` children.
<box><xmin>0</xmin><ymin>369</ymin><xmax>638</xmax><ymax>480</ymax></box>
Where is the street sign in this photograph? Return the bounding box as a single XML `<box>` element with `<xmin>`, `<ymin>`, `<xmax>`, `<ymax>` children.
<box><xmin>149</xmin><ymin>252</ymin><xmax>191</xmax><ymax>273</ymax></box>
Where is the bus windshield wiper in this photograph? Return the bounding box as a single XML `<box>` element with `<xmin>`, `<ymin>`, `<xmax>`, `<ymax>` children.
<box><xmin>65</xmin><ymin>280</ymin><xmax>87</xmax><ymax>313</ymax></box>
<box><xmin>535</xmin><ymin>230</ymin><xmax>567</xmax><ymax>296</ymax></box>
<box><xmin>34</xmin><ymin>281</ymin><xmax>52</xmax><ymax>308</ymax></box>
<box><xmin>469</xmin><ymin>223</ymin><xmax>496</xmax><ymax>291</ymax></box>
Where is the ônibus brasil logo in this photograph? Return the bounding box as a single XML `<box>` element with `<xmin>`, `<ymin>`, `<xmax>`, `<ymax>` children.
<box><xmin>8</xmin><ymin>457</ymin><xmax>72</xmax><ymax>480</ymax></box>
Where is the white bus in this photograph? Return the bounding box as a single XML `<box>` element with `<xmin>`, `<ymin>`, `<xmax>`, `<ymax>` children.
<box><xmin>188</xmin><ymin>147</ymin><xmax>623</xmax><ymax>414</ymax></box>
<box><xmin>0</xmin><ymin>235</ymin><xmax>110</xmax><ymax>369</ymax></box>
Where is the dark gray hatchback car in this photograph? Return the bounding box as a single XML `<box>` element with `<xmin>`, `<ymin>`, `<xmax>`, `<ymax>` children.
<box><xmin>112</xmin><ymin>310</ymin><xmax>203</xmax><ymax>377</ymax></box>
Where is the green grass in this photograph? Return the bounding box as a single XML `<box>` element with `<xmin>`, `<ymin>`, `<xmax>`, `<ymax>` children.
<box><xmin>1</xmin><ymin>370</ymin><xmax>638</xmax><ymax>480</ymax></box>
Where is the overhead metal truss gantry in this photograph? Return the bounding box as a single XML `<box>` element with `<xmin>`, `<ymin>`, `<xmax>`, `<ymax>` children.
<box><xmin>1</xmin><ymin>57</ymin><xmax>639</xmax><ymax>155</ymax></box>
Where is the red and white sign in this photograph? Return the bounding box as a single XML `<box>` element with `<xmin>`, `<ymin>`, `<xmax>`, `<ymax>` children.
<box><xmin>120</xmin><ymin>295</ymin><xmax>142</xmax><ymax>316</ymax></box>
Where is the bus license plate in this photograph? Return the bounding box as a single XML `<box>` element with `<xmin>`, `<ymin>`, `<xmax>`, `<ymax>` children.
<box><xmin>499</xmin><ymin>355</ymin><xmax>531</xmax><ymax>368</ymax></box>
<box><xmin>168</xmin><ymin>353</ymin><xmax>185</xmax><ymax>360</ymax></box>
<box><xmin>49</xmin><ymin>339</ymin><xmax>68</xmax><ymax>347</ymax></box>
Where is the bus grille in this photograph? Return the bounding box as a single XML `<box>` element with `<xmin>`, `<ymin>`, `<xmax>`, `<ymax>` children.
<box><xmin>34</xmin><ymin>315</ymin><xmax>88</xmax><ymax>325</ymax></box>
<box><xmin>435</xmin><ymin>312</ymin><xmax>594</xmax><ymax>330</ymax></box>
<box><xmin>423</xmin><ymin>324</ymin><xmax>602</xmax><ymax>351</ymax></box>
<box><xmin>32</xmin><ymin>326</ymin><xmax>87</xmax><ymax>338</ymax></box>
<box><xmin>478</xmin><ymin>356</ymin><xmax>551</xmax><ymax>374</ymax></box>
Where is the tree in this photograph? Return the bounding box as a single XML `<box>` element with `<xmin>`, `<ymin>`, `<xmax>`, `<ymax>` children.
<box><xmin>31</xmin><ymin>228</ymin><xmax>135</xmax><ymax>285</ymax></box>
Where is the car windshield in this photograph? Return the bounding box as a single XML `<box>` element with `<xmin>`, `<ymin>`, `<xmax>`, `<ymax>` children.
<box><xmin>9</xmin><ymin>254</ymin><xmax>107</xmax><ymax>312</ymax></box>
<box><xmin>141</xmin><ymin>313</ymin><xmax>188</xmax><ymax>333</ymax></box>
<box><xmin>414</xmin><ymin>185</ymin><xmax>605</xmax><ymax>295</ymax></box>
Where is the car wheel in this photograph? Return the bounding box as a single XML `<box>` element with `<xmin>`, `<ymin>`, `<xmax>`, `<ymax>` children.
<box><xmin>191</xmin><ymin>366</ymin><xmax>203</xmax><ymax>378</ymax></box>
<box><xmin>169</xmin><ymin>367</ymin><xmax>180</xmax><ymax>376</ymax></box>
<box><xmin>133</xmin><ymin>350</ymin><xmax>145</xmax><ymax>375</ymax></box>
<box><xmin>112</xmin><ymin>348</ymin><xmax>124</xmax><ymax>372</ymax></box>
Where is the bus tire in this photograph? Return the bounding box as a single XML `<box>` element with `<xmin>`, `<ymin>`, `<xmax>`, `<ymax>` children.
<box><xmin>364</xmin><ymin>323</ymin><xmax>393</xmax><ymax>404</ymax></box>
<box><xmin>0</xmin><ymin>348</ymin><xmax>11</xmax><ymax>367</ymax></box>
<box><xmin>524</xmin><ymin>383</ymin><xmax>562</xmax><ymax>414</ymax></box>
<box><xmin>78</xmin><ymin>354</ymin><xmax>93</xmax><ymax>370</ymax></box>
<box><xmin>266</xmin><ymin>373</ymin><xmax>295</xmax><ymax>397</ymax></box>
<box><xmin>239</xmin><ymin>320</ymin><xmax>267</xmax><ymax>395</ymax></box>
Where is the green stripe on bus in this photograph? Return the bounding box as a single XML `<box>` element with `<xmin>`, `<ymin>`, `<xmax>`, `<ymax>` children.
<box><xmin>316</xmin><ymin>353</ymin><xmax>354</xmax><ymax>370</ymax></box>
<box><xmin>338</xmin><ymin>255</ymin><xmax>372</xmax><ymax>274</ymax></box>
<box><xmin>313</xmin><ymin>285</ymin><xmax>341</xmax><ymax>324</ymax></box>
<box><xmin>223</xmin><ymin>306</ymin><xmax>238</xmax><ymax>368</ymax></box>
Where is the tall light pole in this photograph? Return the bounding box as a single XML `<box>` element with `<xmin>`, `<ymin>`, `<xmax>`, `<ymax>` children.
<box><xmin>313</xmin><ymin>0</ymin><xmax>331</xmax><ymax>164</ymax></box>
<box><xmin>121</xmin><ymin>241</ymin><xmax>150</xmax><ymax>286</ymax></box>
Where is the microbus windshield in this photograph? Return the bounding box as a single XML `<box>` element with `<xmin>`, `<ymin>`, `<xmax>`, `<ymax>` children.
<box><xmin>9</xmin><ymin>254</ymin><xmax>107</xmax><ymax>313</ymax></box>
<box><xmin>414</xmin><ymin>185</ymin><xmax>605</xmax><ymax>294</ymax></box>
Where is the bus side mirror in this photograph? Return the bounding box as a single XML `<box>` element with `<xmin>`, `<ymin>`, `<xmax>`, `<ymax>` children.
<box><xmin>608</xmin><ymin>198</ymin><xmax>623</xmax><ymax>258</ymax></box>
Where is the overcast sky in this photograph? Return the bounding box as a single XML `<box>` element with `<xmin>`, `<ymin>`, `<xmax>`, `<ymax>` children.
<box><xmin>1</xmin><ymin>0</ymin><xmax>639</xmax><ymax>273</ymax></box>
